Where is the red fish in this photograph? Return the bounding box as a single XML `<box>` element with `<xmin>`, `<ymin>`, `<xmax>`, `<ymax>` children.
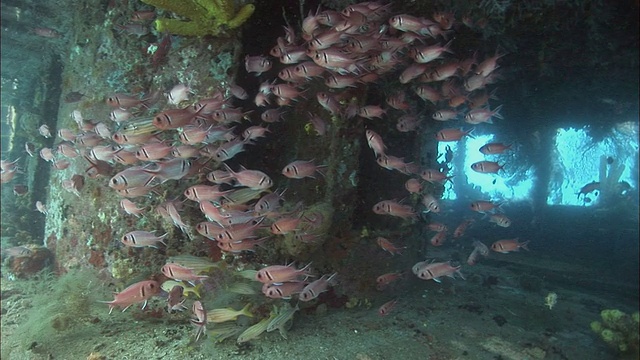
<box><xmin>488</xmin><ymin>214</ymin><xmax>511</xmax><ymax>227</ymax></box>
<box><xmin>224</xmin><ymin>164</ymin><xmax>273</xmax><ymax>190</ymax></box>
<box><xmin>263</xmin><ymin>282</ymin><xmax>308</xmax><ymax>299</ymax></box>
<box><xmin>323</xmin><ymin>73</ymin><xmax>355</xmax><ymax>89</ymax></box>
<box><xmin>254</xmin><ymin>188</ymin><xmax>287</xmax><ymax>215</ymax></box>
<box><xmin>135</xmin><ymin>142</ymin><xmax>173</xmax><ymax>161</ymax></box>
<box><xmin>420</xmin><ymin>169</ymin><xmax>452</xmax><ymax>183</ymax></box>
<box><xmin>120</xmin><ymin>199</ymin><xmax>145</xmax><ymax>217</ymax></box>
<box><xmin>430</xmin><ymin>231</ymin><xmax>446</xmax><ymax>246</ymax></box>
<box><xmin>106</xmin><ymin>93</ymin><xmax>148</xmax><ymax>109</ymax></box>
<box><xmin>166</xmin><ymin>83</ymin><xmax>191</xmax><ymax>105</ymax></box>
<box><xmin>377</xmin><ymin>237</ymin><xmax>406</xmax><ymax>255</ymax></box>
<box><xmin>100</xmin><ymin>280</ymin><xmax>160</xmax><ymax>314</ymax></box>
<box><xmin>121</xmin><ymin>231</ymin><xmax>167</xmax><ymax>248</ymax></box>
<box><xmin>195</xmin><ymin>221</ymin><xmax>224</xmax><ymax>240</ymax></box>
<box><xmin>400</xmin><ymin>63</ymin><xmax>429</xmax><ymax>84</ymax></box>
<box><xmin>453</xmin><ymin>219</ymin><xmax>474</xmax><ymax>238</ymax></box>
<box><xmin>469</xmin><ymin>200</ymin><xmax>502</xmax><ymax>213</ymax></box>
<box><xmin>191</xmin><ymin>301</ymin><xmax>207</xmax><ymax>341</ymax></box>
<box><xmin>404</xmin><ymin>178</ymin><xmax>423</xmax><ymax>193</ymax></box>
<box><xmin>143</xmin><ymin>158</ymin><xmax>192</xmax><ymax>181</ymax></box>
<box><xmin>162</xmin><ymin>263</ymin><xmax>209</xmax><ymax>283</ymax></box>
<box><xmin>432</xmin><ymin>109</ymin><xmax>458</xmax><ymax>121</ymax></box>
<box><xmin>255</xmin><ymin>262</ymin><xmax>313</xmax><ymax>284</ymax></box>
<box><xmin>109</xmin><ymin>167</ymin><xmax>157</xmax><ymax>190</ymax></box>
<box><xmin>491</xmin><ymin>238</ymin><xmax>529</xmax><ymax>253</ymax></box>
<box><xmin>167</xmin><ymin>285</ymin><xmax>186</xmax><ymax>313</ymax></box>
<box><xmin>245</xmin><ymin>55</ymin><xmax>273</xmax><ymax>75</ymax></box>
<box><xmin>282</xmin><ymin>160</ymin><xmax>326</xmax><ymax>179</ymax></box>
<box><xmin>372</xmin><ymin>200</ymin><xmax>416</xmax><ymax>219</ymax></box>
<box><xmin>414</xmin><ymin>84</ymin><xmax>442</xmax><ymax>104</ymax></box>
<box><xmin>271</xmin><ymin>217</ymin><xmax>302</xmax><ymax>235</ymax></box>
<box><xmin>218</xmin><ymin>237</ymin><xmax>269</xmax><ymax>253</ymax></box>
<box><xmin>396</xmin><ymin>115</ymin><xmax>420</xmax><ymax>132</ymax></box>
<box><xmin>317</xmin><ymin>92</ymin><xmax>342</xmax><ymax>115</ymax></box>
<box><xmin>464</xmin><ymin>105</ymin><xmax>503</xmax><ymax>124</ymax></box>
<box><xmin>471</xmin><ymin>161</ymin><xmax>503</xmax><ymax>174</ymax></box>
<box><xmin>358</xmin><ymin>105</ymin><xmax>386</xmax><ymax>120</ymax></box>
<box><xmin>475</xmin><ymin>49</ymin><xmax>506</xmax><ymax>77</ymax></box>
<box><xmin>152</xmin><ymin>108</ymin><xmax>200</xmax><ymax>130</ymax></box>
<box><xmin>413</xmin><ymin>260</ymin><xmax>465</xmax><ymax>282</ymax></box>
<box><xmin>410</xmin><ymin>41</ymin><xmax>453</xmax><ymax>64</ymax></box>
<box><xmin>152</xmin><ymin>35</ymin><xmax>172</xmax><ymax>68</ymax></box>
<box><xmin>309</xmin><ymin>48</ymin><xmax>360</xmax><ymax>74</ymax></box>
<box><xmin>378</xmin><ymin>299</ymin><xmax>398</xmax><ymax>316</ymax></box>
<box><xmin>376</xmin><ymin>272</ymin><xmax>404</xmax><ymax>290</ymax></box>
<box><xmin>214</xmin><ymin>218</ymin><xmax>265</xmax><ymax>243</ymax></box>
<box><xmin>467</xmin><ymin>240</ymin><xmax>490</xmax><ymax>265</ymax></box>
<box><xmin>307</xmin><ymin>112</ymin><xmax>328</xmax><ymax>136</ymax></box>
<box><xmin>479</xmin><ymin>142</ymin><xmax>512</xmax><ymax>155</ymax></box>
<box><xmin>38</xmin><ymin>125</ymin><xmax>52</xmax><ymax>138</ymax></box>
<box><xmin>131</xmin><ymin>10</ymin><xmax>156</xmax><ymax>22</ymax></box>
<box><xmin>365</xmin><ymin>130</ymin><xmax>387</xmax><ymax>157</ymax></box>
<box><xmin>435</xmin><ymin>128</ymin><xmax>473</xmax><ymax>142</ymax></box>
<box><xmin>421</xmin><ymin>194</ymin><xmax>441</xmax><ymax>213</ymax></box>
<box><xmin>184</xmin><ymin>185</ymin><xmax>231</xmax><ymax>202</ymax></box>
<box><xmin>577</xmin><ymin>181</ymin><xmax>600</xmax><ymax>198</ymax></box>
<box><xmin>299</xmin><ymin>273</ymin><xmax>337</xmax><ymax>301</ymax></box>
<box><xmin>389</xmin><ymin>14</ymin><xmax>433</xmax><ymax>35</ymax></box>
<box><xmin>427</xmin><ymin>222</ymin><xmax>447</xmax><ymax>232</ymax></box>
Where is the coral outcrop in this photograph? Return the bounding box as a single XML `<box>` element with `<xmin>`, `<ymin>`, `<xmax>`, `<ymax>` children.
<box><xmin>141</xmin><ymin>0</ymin><xmax>255</xmax><ymax>37</ymax></box>
<box><xmin>591</xmin><ymin>309</ymin><xmax>639</xmax><ymax>356</ymax></box>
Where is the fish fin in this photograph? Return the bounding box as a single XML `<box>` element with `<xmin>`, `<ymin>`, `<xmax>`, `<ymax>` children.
<box><xmin>492</xmin><ymin>105</ymin><xmax>504</xmax><ymax>120</ymax></box>
<box><xmin>433</xmin><ymin>277</ymin><xmax>442</xmax><ymax>283</ymax></box>
<box><xmin>192</xmin><ymin>283</ymin><xmax>203</xmax><ymax>298</ymax></box>
<box><xmin>241</xmin><ymin>303</ymin><xmax>254</xmax><ymax>318</ymax></box>
<box><xmin>457</xmin><ymin>270</ymin><xmax>466</xmax><ymax>280</ymax></box>
<box><xmin>465</xmin><ymin>127</ymin><xmax>476</xmax><ymax>139</ymax></box>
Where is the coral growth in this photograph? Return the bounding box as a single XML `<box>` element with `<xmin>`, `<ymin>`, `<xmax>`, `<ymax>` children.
<box><xmin>141</xmin><ymin>0</ymin><xmax>255</xmax><ymax>37</ymax></box>
<box><xmin>591</xmin><ymin>309</ymin><xmax>640</xmax><ymax>355</ymax></box>
<box><xmin>8</xmin><ymin>245</ymin><xmax>54</xmax><ymax>278</ymax></box>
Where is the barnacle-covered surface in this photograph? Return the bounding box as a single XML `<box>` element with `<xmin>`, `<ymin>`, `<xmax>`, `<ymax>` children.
<box><xmin>1</xmin><ymin>0</ymin><xmax>638</xmax><ymax>359</ymax></box>
<box><xmin>142</xmin><ymin>0</ymin><xmax>256</xmax><ymax>37</ymax></box>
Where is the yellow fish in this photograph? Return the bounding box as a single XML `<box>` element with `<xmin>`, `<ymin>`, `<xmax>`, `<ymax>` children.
<box><xmin>160</xmin><ymin>280</ymin><xmax>202</xmax><ymax>298</ymax></box>
<box><xmin>207</xmin><ymin>303</ymin><xmax>253</xmax><ymax>323</ymax></box>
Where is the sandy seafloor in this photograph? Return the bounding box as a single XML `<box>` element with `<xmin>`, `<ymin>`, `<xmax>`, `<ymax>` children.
<box><xmin>1</xmin><ymin>253</ymin><xmax>635</xmax><ymax>360</ymax></box>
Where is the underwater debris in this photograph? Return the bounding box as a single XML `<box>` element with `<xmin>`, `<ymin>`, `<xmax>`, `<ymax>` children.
<box><xmin>141</xmin><ymin>0</ymin><xmax>255</xmax><ymax>37</ymax></box>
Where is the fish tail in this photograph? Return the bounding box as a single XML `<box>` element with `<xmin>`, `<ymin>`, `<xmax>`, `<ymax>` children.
<box><xmin>191</xmin><ymin>283</ymin><xmax>203</xmax><ymax>298</ymax></box>
<box><xmin>466</xmin><ymin>127</ymin><xmax>476</xmax><ymax>139</ymax></box>
<box><xmin>492</xmin><ymin>104</ymin><xmax>504</xmax><ymax>119</ymax></box>
<box><xmin>241</xmin><ymin>303</ymin><xmax>254</xmax><ymax>318</ymax></box>
<box><xmin>520</xmin><ymin>240</ymin><xmax>530</xmax><ymax>251</ymax></box>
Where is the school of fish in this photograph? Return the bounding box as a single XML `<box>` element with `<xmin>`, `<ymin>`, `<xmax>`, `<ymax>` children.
<box><xmin>0</xmin><ymin>1</ymin><xmax>542</xmax><ymax>340</ymax></box>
